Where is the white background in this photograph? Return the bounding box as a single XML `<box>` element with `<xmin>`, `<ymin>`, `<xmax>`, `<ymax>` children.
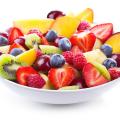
<box><xmin>0</xmin><ymin>0</ymin><xmax>120</xmax><ymax>120</ymax></box>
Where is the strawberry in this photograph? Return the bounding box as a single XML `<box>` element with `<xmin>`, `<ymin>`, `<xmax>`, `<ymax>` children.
<box><xmin>16</xmin><ymin>66</ymin><xmax>39</xmax><ymax>86</ymax></box>
<box><xmin>70</xmin><ymin>31</ymin><xmax>96</xmax><ymax>52</ymax></box>
<box><xmin>9</xmin><ymin>43</ymin><xmax>26</xmax><ymax>53</ymax></box>
<box><xmin>48</xmin><ymin>65</ymin><xmax>79</xmax><ymax>89</ymax></box>
<box><xmin>8</xmin><ymin>27</ymin><xmax>24</xmax><ymax>44</ymax></box>
<box><xmin>77</xmin><ymin>21</ymin><xmax>90</xmax><ymax>31</ymax></box>
<box><xmin>71</xmin><ymin>46</ymin><xmax>82</xmax><ymax>55</ymax></box>
<box><xmin>90</xmin><ymin>23</ymin><xmax>113</xmax><ymax>43</ymax></box>
<box><xmin>83</xmin><ymin>63</ymin><xmax>108</xmax><ymax>87</ymax></box>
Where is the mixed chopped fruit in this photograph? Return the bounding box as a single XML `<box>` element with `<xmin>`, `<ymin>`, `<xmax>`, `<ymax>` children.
<box><xmin>0</xmin><ymin>8</ymin><xmax>120</xmax><ymax>90</ymax></box>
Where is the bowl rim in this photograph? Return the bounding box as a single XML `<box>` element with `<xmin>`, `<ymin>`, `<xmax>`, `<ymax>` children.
<box><xmin>0</xmin><ymin>76</ymin><xmax>120</xmax><ymax>93</ymax></box>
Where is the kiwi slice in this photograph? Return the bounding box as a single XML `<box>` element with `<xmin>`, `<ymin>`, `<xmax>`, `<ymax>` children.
<box><xmin>25</xmin><ymin>33</ymin><xmax>41</xmax><ymax>49</ymax></box>
<box><xmin>0</xmin><ymin>54</ymin><xmax>24</xmax><ymax>80</ymax></box>
<box><xmin>59</xmin><ymin>85</ymin><xmax>80</xmax><ymax>90</ymax></box>
<box><xmin>39</xmin><ymin>45</ymin><xmax>62</xmax><ymax>54</ymax></box>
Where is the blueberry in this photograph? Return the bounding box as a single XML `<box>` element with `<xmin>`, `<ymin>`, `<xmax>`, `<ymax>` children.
<box><xmin>58</xmin><ymin>38</ymin><xmax>71</xmax><ymax>51</ymax></box>
<box><xmin>0</xmin><ymin>35</ymin><xmax>8</xmax><ymax>46</ymax></box>
<box><xmin>50</xmin><ymin>54</ymin><xmax>65</xmax><ymax>67</ymax></box>
<box><xmin>10</xmin><ymin>48</ymin><xmax>23</xmax><ymax>56</ymax></box>
<box><xmin>100</xmin><ymin>44</ymin><xmax>112</xmax><ymax>57</ymax></box>
<box><xmin>103</xmin><ymin>58</ymin><xmax>117</xmax><ymax>69</ymax></box>
<box><xmin>45</xmin><ymin>30</ymin><xmax>58</xmax><ymax>42</ymax></box>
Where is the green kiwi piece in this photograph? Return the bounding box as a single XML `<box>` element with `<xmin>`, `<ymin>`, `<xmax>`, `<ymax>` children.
<box><xmin>25</xmin><ymin>33</ymin><xmax>41</xmax><ymax>49</ymax></box>
<box><xmin>59</xmin><ymin>85</ymin><xmax>80</xmax><ymax>90</ymax></box>
<box><xmin>39</xmin><ymin>45</ymin><xmax>62</xmax><ymax>54</ymax></box>
<box><xmin>0</xmin><ymin>54</ymin><xmax>24</xmax><ymax>80</ymax></box>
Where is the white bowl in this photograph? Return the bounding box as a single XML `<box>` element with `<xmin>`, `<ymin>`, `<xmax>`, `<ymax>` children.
<box><xmin>0</xmin><ymin>77</ymin><xmax>120</xmax><ymax>104</ymax></box>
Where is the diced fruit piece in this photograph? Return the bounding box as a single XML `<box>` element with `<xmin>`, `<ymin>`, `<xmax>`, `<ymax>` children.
<box><xmin>54</xmin><ymin>36</ymin><xmax>64</xmax><ymax>47</ymax></box>
<box><xmin>16</xmin><ymin>48</ymin><xmax>37</xmax><ymax>65</ymax></box>
<box><xmin>73</xmin><ymin>52</ymin><xmax>87</xmax><ymax>70</ymax></box>
<box><xmin>47</xmin><ymin>10</ymin><xmax>65</xmax><ymax>19</ymax></box>
<box><xmin>100</xmin><ymin>44</ymin><xmax>112</xmax><ymax>57</ymax></box>
<box><xmin>103</xmin><ymin>58</ymin><xmax>117</xmax><ymax>69</ymax></box>
<box><xmin>45</xmin><ymin>30</ymin><xmax>58</xmax><ymax>42</ymax></box>
<box><xmin>0</xmin><ymin>32</ymin><xmax>8</xmax><ymax>38</ymax></box>
<box><xmin>92</xmin><ymin>38</ymin><xmax>102</xmax><ymax>50</ymax></box>
<box><xmin>16</xmin><ymin>66</ymin><xmax>38</xmax><ymax>85</ymax></box>
<box><xmin>71</xmin><ymin>45</ymin><xmax>82</xmax><ymax>55</ymax></box>
<box><xmin>58</xmin><ymin>37</ymin><xmax>71</xmax><ymax>51</ymax></box>
<box><xmin>13</xmin><ymin>19</ymin><xmax>54</xmax><ymax>34</ymax></box>
<box><xmin>76</xmin><ymin>8</ymin><xmax>94</xmax><ymax>23</ymax></box>
<box><xmin>108</xmin><ymin>67</ymin><xmax>120</xmax><ymax>80</ymax></box>
<box><xmin>48</xmin><ymin>65</ymin><xmax>79</xmax><ymax>89</ymax></box>
<box><xmin>25</xmin><ymin>33</ymin><xmax>41</xmax><ymax>49</ymax></box>
<box><xmin>91</xmin><ymin>61</ymin><xmax>111</xmax><ymax>80</ymax></box>
<box><xmin>39</xmin><ymin>45</ymin><xmax>62</xmax><ymax>54</ymax></box>
<box><xmin>77</xmin><ymin>21</ymin><xmax>90</xmax><ymax>31</ymax></box>
<box><xmin>27</xmin><ymin>74</ymin><xmax>46</xmax><ymax>88</ymax></box>
<box><xmin>84</xmin><ymin>49</ymin><xmax>107</xmax><ymax>64</ymax></box>
<box><xmin>33</xmin><ymin>55</ymin><xmax>51</xmax><ymax>72</ymax></box>
<box><xmin>8</xmin><ymin>27</ymin><xmax>24</xmax><ymax>44</ymax></box>
<box><xmin>70</xmin><ymin>31</ymin><xmax>96</xmax><ymax>52</ymax></box>
<box><xmin>111</xmin><ymin>54</ymin><xmax>120</xmax><ymax>67</ymax></box>
<box><xmin>59</xmin><ymin>85</ymin><xmax>80</xmax><ymax>90</ymax></box>
<box><xmin>10</xmin><ymin>48</ymin><xmax>23</xmax><ymax>56</ymax></box>
<box><xmin>36</xmin><ymin>49</ymin><xmax>43</xmax><ymax>58</ymax></box>
<box><xmin>90</xmin><ymin>23</ymin><xmax>113</xmax><ymax>43</ymax></box>
<box><xmin>83</xmin><ymin>63</ymin><xmax>108</xmax><ymax>87</ymax></box>
<box><xmin>0</xmin><ymin>36</ymin><xmax>9</xmax><ymax>46</ymax></box>
<box><xmin>105</xmin><ymin>33</ymin><xmax>120</xmax><ymax>53</ymax></box>
<box><xmin>50</xmin><ymin>54</ymin><xmax>65</xmax><ymax>68</ymax></box>
<box><xmin>0</xmin><ymin>45</ymin><xmax>10</xmax><ymax>54</ymax></box>
<box><xmin>51</xmin><ymin>16</ymin><xmax>80</xmax><ymax>38</ymax></box>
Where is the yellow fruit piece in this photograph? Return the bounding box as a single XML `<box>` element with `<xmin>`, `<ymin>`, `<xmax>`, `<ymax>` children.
<box><xmin>92</xmin><ymin>38</ymin><xmax>102</xmax><ymax>50</ymax></box>
<box><xmin>84</xmin><ymin>49</ymin><xmax>107</xmax><ymax>64</ymax></box>
<box><xmin>13</xmin><ymin>19</ymin><xmax>54</xmax><ymax>34</ymax></box>
<box><xmin>51</xmin><ymin>16</ymin><xmax>80</xmax><ymax>38</ymax></box>
<box><xmin>0</xmin><ymin>45</ymin><xmax>10</xmax><ymax>54</ymax></box>
<box><xmin>76</xmin><ymin>8</ymin><xmax>94</xmax><ymax>23</ymax></box>
<box><xmin>16</xmin><ymin>48</ymin><xmax>36</xmax><ymax>65</ymax></box>
<box><xmin>105</xmin><ymin>33</ymin><xmax>120</xmax><ymax>53</ymax></box>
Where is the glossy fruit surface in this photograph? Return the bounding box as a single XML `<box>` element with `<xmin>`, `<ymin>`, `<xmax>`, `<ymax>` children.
<box><xmin>10</xmin><ymin>48</ymin><xmax>23</xmax><ymax>56</ymax></box>
<box><xmin>111</xmin><ymin>54</ymin><xmax>120</xmax><ymax>67</ymax></box>
<box><xmin>0</xmin><ymin>36</ymin><xmax>9</xmax><ymax>46</ymax></box>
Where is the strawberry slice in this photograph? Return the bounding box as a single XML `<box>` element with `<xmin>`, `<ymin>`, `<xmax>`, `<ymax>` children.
<box><xmin>9</xmin><ymin>43</ymin><xmax>26</xmax><ymax>53</ymax></box>
<box><xmin>90</xmin><ymin>23</ymin><xmax>113</xmax><ymax>43</ymax></box>
<box><xmin>71</xmin><ymin>46</ymin><xmax>82</xmax><ymax>55</ymax></box>
<box><xmin>8</xmin><ymin>27</ymin><xmax>24</xmax><ymax>44</ymax></box>
<box><xmin>83</xmin><ymin>63</ymin><xmax>108</xmax><ymax>87</ymax></box>
<box><xmin>48</xmin><ymin>65</ymin><xmax>79</xmax><ymax>89</ymax></box>
<box><xmin>16</xmin><ymin>66</ymin><xmax>39</xmax><ymax>86</ymax></box>
<box><xmin>70</xmin><ymin>31</ymin><xmax>96</xmax><ymax>52</ymax></box>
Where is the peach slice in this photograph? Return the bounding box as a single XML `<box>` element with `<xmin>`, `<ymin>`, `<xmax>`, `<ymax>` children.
<box><xmin>105</xmin><ymin>33</ymin><xmax>120</xmax><ymax>53</ymax></box>
<box><xmin>51</xmin><ymin>16</ymin><xmax>80</xmax><ymax>38</ymax></box>
<box><xmin>76</xmin><ymin>8</ymin><xmax>94</xmax><ymax>23</ymax></box>
<box><xmin>13</xmin><ymin>19</ymin><xmax>54</xmax><ymax>34</ymax></box>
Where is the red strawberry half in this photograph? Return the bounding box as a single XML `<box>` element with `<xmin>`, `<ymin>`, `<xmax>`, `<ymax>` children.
<box><xmin>8</xmin><ymin>27</ymin><xmax>24</xmax><ymax>44</ymax></box>
<box><xmin>48</xmin><ymin>65</ymin><xmax>79</xmax><ymax>89</ymax></box>
<box><xmin>83</xmin><ymin>63</ymin><xmax>108</xmax><ymax>87</ymax></box>
<box><xmin>90</xmin><ymin>23</ymin><xmax>113</xmax><ymax>43</ymax></box>
<box><xmin>16</xmin><ymin>66</ymin><xmax>39</xmax><ymax>86</ymax></box>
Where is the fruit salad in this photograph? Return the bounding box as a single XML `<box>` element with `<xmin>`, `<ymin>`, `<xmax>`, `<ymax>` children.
<box><xmin>0</xmin><ymin>8</ymin><xmax>120</xmax><ymax>90</ymax></box>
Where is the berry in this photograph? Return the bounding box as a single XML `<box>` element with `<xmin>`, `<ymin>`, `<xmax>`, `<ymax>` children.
<box><xmin>0</xmin><ymin>32</ymin><xmax>8</xmax><ymax>38</ymax></box>
<box><xmin>62</xmin><ymin>51</ymin><xmax>74</xmax><ymax>64</ymax></box>
<box><xmin>77</xmin><ymin>21</ymin><xmax>90</xmax><ymax>31</ymax></box>
<box><xmin>100</xmin><ymin>44</ymin><xmax>112</xmax><ymax>57</ymax></box>
<box><xmin>50</xmin><ymin>54</ymin><xmax>65</xmax><ymax>68</ymax></box>
<box><xmin>16</xmin><ymin>66</ymin><xmax>38</xmax><ymax>86</ymax></box>
<box><xmin>109</xmin><ymin>67</ymin><xmax>120</xmax><ymax>80</ymax></box>
<box><xmin>58</xmin><ymin>37</ymin><xmax>71</xmax><ymax>51</ymax></box>
<box><xmin>27</xmin><ymin>74</ymin><xmax>46</xmax><ymax>88</ymax></box>
<box><xmin>36</xmin><ymin>50</ymin><xmax>43</xmax><ymax>58</ymax></box>
<box><xmin>47</xmin><ymin>10</ymin><xmax>65</xmax><ymax>19</ymax></box>
<box><xmin>10</xmin><ymin>48</ymin><xmax>23</xmax><ymax>56</ymax></box>
<box><xmin>54</xmin><ymin>36</ymin><xmax>64</xmax><ymax>47</ymax></box>
<box><xmin>73</xmin><ymin>52</ymin><xmax>87</xmax><ymax>70</ymax></box>
<box><xmin>33</xmin><ymin>55</ymin><xmax>51</xmax><ymax>72</ymax></box>
<box><xmin>45</xmin><ymin>30</ymin><xmax>58</xmax><ymax>42</ymax></box>
<box><xmin>111</xmin><ymin>54</ymin><xmax>120</xmax><ymax>67</ymax></box>
<box><xmin>0</xmin><ymin>36</ymin><xmax>9</xmax><ymax>46</ymax></box>
<box><xmin>103</xmin><ymin>58</ymin><xmax>117</xmax><ymax>69</ymax></box>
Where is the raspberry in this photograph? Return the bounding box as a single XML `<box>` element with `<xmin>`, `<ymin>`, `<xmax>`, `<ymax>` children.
<box><xmin>28</xmin><ymin>28</ymin><xmax>42</xmax><ymax>37</ymax></box>
<box><xmin>62</xmin><ymin>51</ymin><xmax>74</xmax><ymax>64</ymax></box>
<box><xmin>27</xmin><ymin>74</ymin><xmax>46</xmax><ymax>88</ymax></box>
<box><xmin>73</xmin><ymin>52</ymin><xmax>87</xmax><ymax>70</ymax></box>
<box><xmin>77</xmin><ymin>21</ymin><xmax>90</xmax><ymax>31</ymax></box>
<box><xmin>108</xmin><ymin>67</ymin><xmax>120</xmax><ymax>80</ymax></box>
